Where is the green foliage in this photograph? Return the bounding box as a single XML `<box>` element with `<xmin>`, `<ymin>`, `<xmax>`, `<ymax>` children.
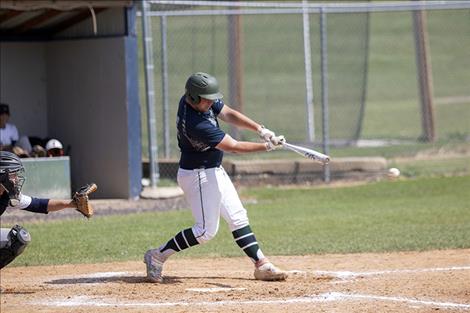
<box><xmin>9</xmin><ymin>176</ymin><xmax>470</xmax><ymax>266</ymax></box>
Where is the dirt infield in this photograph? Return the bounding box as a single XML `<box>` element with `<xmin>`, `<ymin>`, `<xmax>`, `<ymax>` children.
<box><xmin>1</xmin><ymin>249</ymin><xmax>469</xmax><ymax>313</ymax></box>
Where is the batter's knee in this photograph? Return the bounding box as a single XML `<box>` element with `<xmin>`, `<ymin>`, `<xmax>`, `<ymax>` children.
<box><xmin>192</xmin><ymin>224</ymin><xmax>218</xmax><ymax>244</ymax></box>
<box><xmin>228</xmin><ymin>218</ymin><xmax>249</xmax><ymax>232</ymax></box>
<box><xmin>0</xmin><ymin>225</ymin><xmax>31</xmax><ymax>269</ymax></box>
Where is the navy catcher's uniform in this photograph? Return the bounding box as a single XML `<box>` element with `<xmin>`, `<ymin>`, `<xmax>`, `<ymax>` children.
<box><xmin>0</xmin><ymin>151</ymin><xmax>96</xmax><ymax>269</ymax></box>
<box><xmin>144</xmin><ymin>72</ymin><xmax>288</xmax><ymax>282</ymax></box>
<box><xmin>0</xmin><ymin>191</ymin><xmax>48</xmax><ymax>269</ymax></box>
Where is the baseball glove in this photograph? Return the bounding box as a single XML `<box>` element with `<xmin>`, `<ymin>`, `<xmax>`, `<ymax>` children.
<box><xmin>73</xmin><ymin>183</ymin><xmax>97</xmax><ymax>218</ymax></box>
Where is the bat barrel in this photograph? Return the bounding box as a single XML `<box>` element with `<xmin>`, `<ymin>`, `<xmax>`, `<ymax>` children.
<box><xmin>282</xmin><ymin>142</ymin><xmax>330</xmax><ymax>164</ymax></box>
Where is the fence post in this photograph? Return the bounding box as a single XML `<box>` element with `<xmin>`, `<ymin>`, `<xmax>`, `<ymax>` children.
<box><xmin>161</xmin><ymin>15</ymin><xmax>170</xmax><ymax>158</ymax></box>
<box><xmin>228</xmin><ymin>9</ymin><xmax>244</xmax><ymax>140</ymax></box>
<box><xmin>141</xmin><ymin>0</ymin><xmax>160</xmax><ymax>187</ymax></box>
<box><xmin>320</xmin><ymin>7</ymin><xmax>330</xmax><ymax>183</ymax></box>
<box><xmin>302</xmin><ymin>0</ymin><xmax>315</xmax><ymax>143</ymax></box>
<box><xmin>354</xmin><ymin>12</ymin><xmax>370</xmax><ymax>142</ymax></box>
<box><xmin>412</xmin><ymin>7</ymin><xmax>436</xmax><ymax>142</ymax></box>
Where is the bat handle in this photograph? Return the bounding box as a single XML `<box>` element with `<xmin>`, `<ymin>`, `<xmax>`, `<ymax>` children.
<box><xmin>88</xmin><ymin>183</ymin><xmax>98</xmax><ymax>193</ymax></box>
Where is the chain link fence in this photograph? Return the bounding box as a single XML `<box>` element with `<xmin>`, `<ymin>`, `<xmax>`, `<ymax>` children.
<box><xmin>138</xmin><ymin>1</ymin><xmax>470</xmax><ymax>184</ymax></box>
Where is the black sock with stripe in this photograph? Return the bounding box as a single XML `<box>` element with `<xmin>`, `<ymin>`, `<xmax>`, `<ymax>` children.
<box><xmin>159</xmin><ymin>228</ymin><xmax>199</xmax><ymax>258</ymax></box>
<box><xmin>232</xmin><ymin>225</ymin><xmax>265</xmax><ymax>263</ymax></box>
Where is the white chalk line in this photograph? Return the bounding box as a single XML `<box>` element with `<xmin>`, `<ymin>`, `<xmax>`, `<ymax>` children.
<box><xmin>37</xmin><ymin>292</ymin><xmax>470</xmax><ymax>310</ymax></box>
<box><xmin>289</xmin><ymin>265</ymin><xmax>470</xmax><ymax>279</ymax></box>
<box><xmin>334</xmin><ymin>293</ymin><xmax>470</xmax><ymax>310</ymax></box>
<box><xmin>186</xmin><ymin>287</ymin><xmax>247</xmax><ymax>293</ymax></box>
<box><xmin>78</xmin><ymin>271</ymin><xmax>131</xmax><ymax>278</ymax></box>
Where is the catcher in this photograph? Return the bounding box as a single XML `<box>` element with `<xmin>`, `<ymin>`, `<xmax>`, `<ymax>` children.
<box><xmin>0</xmin><ymin>151</ymin><xmax>96</xmax><ymax>269</ymax></box>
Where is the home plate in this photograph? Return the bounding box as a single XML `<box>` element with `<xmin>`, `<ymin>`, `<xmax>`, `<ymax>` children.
<box><xmin>186</xmin><ymin>287</ymin><xmax>247</xmax><ymax>293</ymax></box>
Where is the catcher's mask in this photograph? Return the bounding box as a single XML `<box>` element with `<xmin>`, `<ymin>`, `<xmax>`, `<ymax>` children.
<box><xmin>0</xmin><ymin>151</ymin><xmax>26</xmax><ymax>201</ymax></box>
<box><xmin>185</xmin><ymin>72</ymin><xmax>223</xmax><ymax>105</ymax></box>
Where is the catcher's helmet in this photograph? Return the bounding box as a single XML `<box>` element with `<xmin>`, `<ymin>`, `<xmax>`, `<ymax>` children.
<box><xmin>0</xmin><ymin>151</ymin><xmax>25</xmax><ymax>199</ymax></box>
<box><xmin>185</xmin><ymin>72</ymin><xmax>223</xmax><ymax>105</ymax></box>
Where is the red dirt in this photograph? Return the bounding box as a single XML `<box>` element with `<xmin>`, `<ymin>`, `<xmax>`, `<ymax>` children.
<box><xmin>1</xmin><ymin>249</ymin><xmax>469</xmax><ymax>313</ymax></box>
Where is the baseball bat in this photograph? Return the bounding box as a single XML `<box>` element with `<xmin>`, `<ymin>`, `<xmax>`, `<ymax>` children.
<box><xmin>88</xmin><ymin>183</ymin><xmax>98</xmax><ymax>193</ymax></box>
<box><xmin>282</xmin><ymin>142</ymin><xmax>331</xmax><ymax>164</ymax></box>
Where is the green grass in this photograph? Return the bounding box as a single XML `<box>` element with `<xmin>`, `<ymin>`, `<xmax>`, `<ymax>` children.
<box><xmin>8</xmin><ymin>175</ymin><xmax>470</xmax><ymax>267</ymax></box>
<box><xmin>389</xmin><ymin>156</ymin><xmax>470</xmax><ymax>178</ymax></box>
<box><xmin>330</xmin><ymin>141</ymin><xmax>470</xmax><ymax>158</ymax></box>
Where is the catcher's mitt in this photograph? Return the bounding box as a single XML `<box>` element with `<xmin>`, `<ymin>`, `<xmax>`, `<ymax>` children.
<box><xmin>73</xmin><ymin>183</ymin><xmax>97</xmax><ymax>218</ymax></box>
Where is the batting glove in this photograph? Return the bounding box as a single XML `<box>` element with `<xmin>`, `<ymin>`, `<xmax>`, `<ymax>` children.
<box><xmin>265</xmin><ymin>136</ymin><xmax>285</xmax><ymax>151</ymax></box>
<box><xmin>270</xmin><ymin>135</ymin><xmax>285</xmax><ymax>146</ymax></box>
<box><xmin>257</xmin><ymin>125</ymin><xmax>275</xmax><ymax>142</ymax></box>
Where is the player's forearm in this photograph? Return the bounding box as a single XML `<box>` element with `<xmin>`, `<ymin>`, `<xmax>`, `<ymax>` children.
<box><xmin>47</xmin><ymin>199</ymin><xmax>75</xmax><ymax>212</ymax></box>
<box><xmin>219</xmin><ymin>140</ymin><xmax>268</xmax><ymax>154</ymax></box>
<box><xmin>220</xmin><ymin>107</ymin><xmax>260</xmax><ymax>132</ymax></box>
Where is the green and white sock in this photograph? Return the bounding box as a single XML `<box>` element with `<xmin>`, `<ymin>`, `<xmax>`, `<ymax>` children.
<box><xmin>159</xmin><ymin>227</ymin><xmax>199</xmax><ymax>259</ymax></box>
<box><xmin>232</xmin><ymin>225</ymin><xmax>265</xmax><ymax>263</ymax></box>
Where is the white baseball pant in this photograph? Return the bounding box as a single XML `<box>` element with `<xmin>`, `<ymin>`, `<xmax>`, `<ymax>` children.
<box><xmin>177</xmin><ymin>166</ymin><xmax>249</xmax><ymax>244</ymax></box>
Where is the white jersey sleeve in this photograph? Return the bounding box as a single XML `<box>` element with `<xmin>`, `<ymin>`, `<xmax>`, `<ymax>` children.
<box><xmin>7</xmin><ymin>193</ymin><xmax>32</xmax><ymax>210</ymax></box>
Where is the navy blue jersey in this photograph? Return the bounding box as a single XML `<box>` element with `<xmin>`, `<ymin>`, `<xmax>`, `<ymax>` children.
<box><xmin>0</xmin><ymin>192</ymin><xmax>49</xmax><ymax>216</ymax></box>
<box><xmin>177</xmin><ymin>96</ymin><xmax>226</xmax><ymax>169</ymax></box>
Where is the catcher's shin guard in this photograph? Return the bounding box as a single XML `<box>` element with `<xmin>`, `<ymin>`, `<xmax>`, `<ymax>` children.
<box><xmin>0</xmin><ymin>225</ymin><xmax>31</xmax><ymax>269</ymax></box>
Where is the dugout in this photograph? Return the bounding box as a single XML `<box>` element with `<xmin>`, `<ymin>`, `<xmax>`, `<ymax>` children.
<box><xmin>0</xmin><ymin>0</ymin><xmax>141</xmax><ymax>199</ymax></box>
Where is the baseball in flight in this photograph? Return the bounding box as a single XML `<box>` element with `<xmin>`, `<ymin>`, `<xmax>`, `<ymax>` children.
<box><xmin>388</xmin><ymin>167</ymin><xmax>400</xmax><ymax>178</ymax></box>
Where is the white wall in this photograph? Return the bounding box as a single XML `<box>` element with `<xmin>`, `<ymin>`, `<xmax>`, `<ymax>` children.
<box><xmin>0</xmin><ymin>42</ymin><xmax>48</xmax><ymax>138</ymax></box>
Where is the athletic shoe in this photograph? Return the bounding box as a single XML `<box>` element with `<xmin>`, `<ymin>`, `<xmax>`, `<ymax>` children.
<box><xmin>254</xmin><ymin>260</ymin><xmax>288</xmax><ymax>281</ymax></box>
<box><xmin>144</xmin><ymin>249</ymin><xmax>165</xmax><ymax>283</ymax></box>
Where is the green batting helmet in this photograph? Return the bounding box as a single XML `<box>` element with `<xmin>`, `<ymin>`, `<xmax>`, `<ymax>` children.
<box><xmin>185</xmin><ymin>72</ymin><xmax>223</xmax><ymax>104</ymax></box>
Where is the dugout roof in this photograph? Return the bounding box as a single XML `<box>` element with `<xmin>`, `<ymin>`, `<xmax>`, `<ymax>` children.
<box><xmin>0</xmin><ymin>0</ymin><xmax>132</xmax><ymax>39</ymax></box>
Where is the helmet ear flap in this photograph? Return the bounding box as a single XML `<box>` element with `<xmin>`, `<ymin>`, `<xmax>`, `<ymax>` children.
<box><xmin>186</xmin><ymin>89</ymin><xmax>201</xmax><ymax>105</ymax></box>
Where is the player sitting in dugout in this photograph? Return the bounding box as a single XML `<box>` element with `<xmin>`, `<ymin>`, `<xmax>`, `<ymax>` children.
<box><xmin>0</xmin><ymin>151</ymin><xmax>96</xmax><ymax>269</ymax></box>
<box><xmin>0</xmin><ymin>103</ymin><xmax>19</xmax><ymax>152</ymax></box>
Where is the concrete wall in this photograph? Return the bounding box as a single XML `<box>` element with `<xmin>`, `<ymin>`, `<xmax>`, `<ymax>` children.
<box><xmin>22</xmin><ymin>157</ymin><xmax>71</xmax><ymax>199</ymax></box>
<box><xmin>0</xmin><ymin>42</ymin><xmax>48</xmax><ymax>138</ymax></box>
<box><xmin>46</xmin><ymin>37</ymin><xmax>141</xmax><ymax>198</ymax></box>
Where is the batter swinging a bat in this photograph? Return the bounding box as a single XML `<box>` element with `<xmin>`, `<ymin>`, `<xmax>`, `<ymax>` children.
<box><xmin>144</xmin><ymin>72</ymin><xmax>288</xmax><ymax>282</ymax></box>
